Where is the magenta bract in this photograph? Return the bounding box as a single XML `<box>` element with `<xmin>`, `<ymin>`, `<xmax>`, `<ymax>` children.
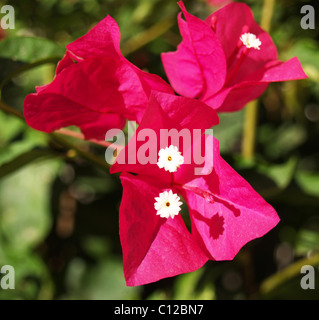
<box><xmin>23</xmin><ymin>16</ymin><xmax>173</xmax><ymax>140</ymax></box>
<box><xmin>161</xmin><ymin>1</ymin><xmax>307</xmax><ymax>112</ymax></box>
<box><xmin>111</xmin><ymin>91</ymin><xmax>280</xmax><ymax>286</ymax></box>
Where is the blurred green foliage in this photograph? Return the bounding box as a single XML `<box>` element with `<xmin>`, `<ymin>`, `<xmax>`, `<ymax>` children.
<box><xmin>0</xmin><ymin>0</ymin><xmax>319</xmax><ymax>300</ymax></box>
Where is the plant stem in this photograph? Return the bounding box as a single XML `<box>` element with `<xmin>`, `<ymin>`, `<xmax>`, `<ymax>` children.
<box><xmin>261</xmin><ymin>0</ymin><xmax>275</xmax><ymax>33</ymax></box>
<box><xmin>0</xmin><ymin>99</ymin><xmax>112</xmax><ymax>169</ymax></box>
<box><xmin>241</xmin><ymin>0</ymin><xmax>275</xmax><ymax>160</ymax></box>
<box><xmin>50</xmin><ymin>132</ymin><xmax>109</xmax><ymax>170</ymax></box>
<box><xmin>0</xmin><ymin>99</ymin><xmax>24</xmax><ymax>119</ymax></box>
<box><xmin>54</xmin><ymin>128</ymin><xmax>122</xmax><ymax>150</ymax></box>
<box><xmin>121</xmin><ymin>16</ymin><xmax>174</xmax><ymax>56</ymax></box>
<box><xmin>241</xmin><ymin>100</ymin><xmax>258</xmax><ymax>160</ymax></box>
<box><xmin>260</xmin><ymin>252</ymin><xmax>319</xmax><ymax>297</ymax></box>
<box><xmin>0</xmin><ymin>56</ymin><xmax>60</xmax><ymax>97</ymax></box>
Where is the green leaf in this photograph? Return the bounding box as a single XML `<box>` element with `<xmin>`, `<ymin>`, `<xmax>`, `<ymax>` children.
<box><xmin>0</xmin><ymin>159</ymin><xmax>61</xmax><ymax>251</ymax></box>
<box><xmin>260</xmin><ymin>123</ymin><xmax>307</xmax><ymax>160</ymax></box>
<box><xmin>173</xmin><ymin>268</ymin><xmax>216</xmax><ymax>300</ymax></box>
<box><xmin>0</xmin><ymin>111</ymin><xmax>24</xmax><ymax>144</ymax></box>
<box><xmin>0</xmin><ymin>127</ymin><xmax>53</xmax><ymax>178</ymax></box>
<box><xmin>295</xmin><ymin>170</ymin><xmax>319</xmax><ymax>198</ymax></box>
<box><xmin>0</xmin><ymin>37</ymin><xmax>64</xmax><ymax>63</ymax></box>
<box><xmin>63</xmin><ymin>257</ymin><xmax>140</xmax><ymax>300</ymax></box>
<box><xmin>257</xmin><ymin>157</ymin><xmax>298</xmax><ymax>190</ymax></box>
<box><xmin>213</xmin><ymin>110</ymin><xmax>244</xmax><ymax>154</ymax></box>
<box><xmin>0</xmin><ymin>149</ymin><xmax>55</xmax><ymax>179</ymax></box>
<box><xmin>295</xmin><ymin>229</ymin><xmax>319</xmax><ymax>256</ymax></box>
<box><xmin>0</xmin><ymin>245</ymin><xmax>54</xmax><ymax>300</ymax></box>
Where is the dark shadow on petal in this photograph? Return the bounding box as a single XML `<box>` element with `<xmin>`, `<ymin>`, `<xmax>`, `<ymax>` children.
<box><xmin>204</xmin><ymin>168</ymin><xmax>241</xmax><ymax>217</ymax></box>
<box><xmin>191</xmin><ymin>210</ymin><xmax>225</xmax><ymax>240</ymax></box>
<box><xmin>210</xmin><ymin>213</ymin><xmax>224</xmax><ymax>240</ymax></box>
<box><xmin>214</xmin><ymin>196</ymin><xmax>241</xmax><ymax>217</ymax></box>
<box><xmin>204</xmin><ymin>167</ymin><xmax>220</xmax><ymax>199</ymax></box>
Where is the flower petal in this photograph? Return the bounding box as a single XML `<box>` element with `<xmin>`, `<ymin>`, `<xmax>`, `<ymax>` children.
<box><xmin>66</xmin><ymin>15</ymin><xmax>121</xmax><ymax>60</ymax></box>
<box><xmin>24</xmin><ymin>92</ymin><xmax>126</xmax><ymax>140</ymax></box>
<box><xmin>205</xmin><ymin>2</ymin><xmax>277</xmax><ymax>62</ymax></box>
<box><xmin>24</xmin><ymin>57</ymin><xmax>172</xmax><ymax>139</ymax></box>
<box><xmin>110</xmin><ymin>91</ymin><xmax>219</xmax><ymax>180</ymax></box>
<box><xmin>161</xmin><ymin>1</ymin><xmax>226</xmax><ymax>100</ymax></box>
<box><xmin>66</xmin><ymin>14</ymin><xmax>174</xmax><ymax>106</ymax></box>
<box><xmin>208</xmin><ymin>57</ymin><xmax>308</xmax><ymax>112</ymax></box>
<box><xmin>120</xmin><ymin>173</ymin><xmax>208</xmax><ymax>286</ymax></box>
<box><xmin>180</xmin><ymin>136</ymin><xmax>280</xmax><ymax>260</ymax></box>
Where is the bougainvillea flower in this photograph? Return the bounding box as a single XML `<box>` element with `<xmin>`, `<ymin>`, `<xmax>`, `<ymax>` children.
<box><xmin>24</xmin><ymin>15</ymin><xmax>173</xmax><ymax>140</ymax></box>
<box><xmin>161</xmin><ymin>1</ymin><xmax>307</xmax><ymax>112</ymax></box>
<box><xmin>110</xmin><ymin>91</ymin><xmax>280</xmax><ymax>286</ymax></box>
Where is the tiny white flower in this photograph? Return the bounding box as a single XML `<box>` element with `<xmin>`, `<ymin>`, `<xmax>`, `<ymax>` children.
<box><xmin>240</xmin><ymin>33</ymin><xmax>261</xmax><ymax>50</ymax></box>
<box><xmin>154</xmin><ymin>190</ymin><xmax>183</xmax><ymax>219</ymax></box>
<box><xmin>157</xmin><ymin>145</ymin><xmax>184</xmax><ymax>173</ymax></box>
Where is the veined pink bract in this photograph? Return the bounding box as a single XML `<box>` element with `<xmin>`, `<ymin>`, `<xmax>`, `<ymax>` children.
<box><xmin>161</xmin><ymin>1</ymin><xmax>307</xmax><ymax>112</ymax></box>
<box><xmin>24</xmin><ymin>15</ymin><xmax>173</xmax><ymax>140</ymax></box>
<box><xmin>111</xmin><ymin>91</ymin><xmax>280</xmax><ymax>286</ymax></box>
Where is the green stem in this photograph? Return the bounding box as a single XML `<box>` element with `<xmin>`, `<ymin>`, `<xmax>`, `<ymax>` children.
<box><xmin>0</xmin><ymin>56</ymin><xmax>60</xmax><ymax>97</ymax></box>
<box><xmin>54</xmin><ymin>128</ymin><xmax>121</xmax><ymax>150</ymax></box>
<box><xmin>50</xmin><ymin>132</ymin><xmax>109</xmax><ymax>170</ymax></box>
<box><xmin>121</xmin><ymin>17</ymin><xmax>174</xmax><ymax>56</ymax></box>
<box><xmin>0</xmin><ymin>100</ymin><xmax>109</xmax><ymax>170</ymax></box>
<box><xmin>241</xmin><ymin>0</ymin><xmax>275</xmax><ymax>160</ymax></box>
<box><xmin>241</xmin><ymin>100</ymin><xmax>258</xmax><ymax>160</ymax></box>
<box><xmin>260</xmin><ymin>253</ymin><xmax>319</xmax><ymax>297</ymax></box>
<box><xmin>0</xmin><ymin>99</ymin><xmax>24</xmax><ymax>119</ymax></box>
<box><xmin>261</xmin><ymin>0</ymin><xmax>275</xmax><ymax>33</ymax></box>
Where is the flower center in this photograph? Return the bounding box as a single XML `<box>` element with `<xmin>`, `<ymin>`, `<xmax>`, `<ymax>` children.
<box><xmin>154</xmin><ymin>190</ymin><xmax>182</xmax><ymax>219</ymax></box>
<box><xmin>157</xmin><ymin>145</ymin><xmax>184</xmax><ymax>173</ymax></box>
<box><xmin>240</xmin><ymin>33</ymin><xmax>261</xmax><ymax>50</ymax></box>
<box><xmin>225</xmin><ymin>31</ymin><xmax>262</xmax><ymax>85</ymax></box>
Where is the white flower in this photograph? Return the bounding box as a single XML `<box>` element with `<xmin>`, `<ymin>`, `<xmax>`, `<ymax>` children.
<box><xmin>240</xmin><ymin>33</ymin><xmax>262</xmax><ymax>50</ymax></box>
<box><xmin>154</xmin><ymin>190</ymin><xmax>183</xmax><ymax>219</ymax></box>
<box><xmin>157</xmin><ymin>145</ymin><xmax>184</xmax><ymax>173</ymax></box>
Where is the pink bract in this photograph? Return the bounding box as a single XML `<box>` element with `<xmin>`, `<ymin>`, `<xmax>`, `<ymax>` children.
<box><xmin>24</xmin><ymin>16</ymin><xmax>173</xmax><ymax>140</ymax></box>
<box><xmin>111</xmin><ymin>91</ymin><xmax>280</xmax><ymax>286</ymax></box>
<box><xmin>161</xmin><ymin>1</ymin><xmax>307</xmax><ymax>112</ymax></box>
